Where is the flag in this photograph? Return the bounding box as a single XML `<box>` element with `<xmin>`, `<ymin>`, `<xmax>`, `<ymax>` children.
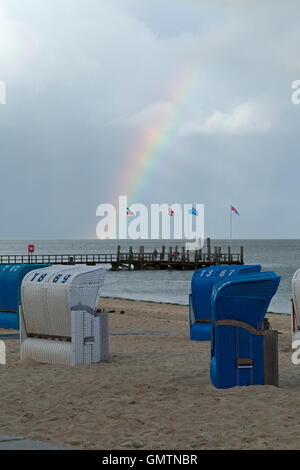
<box><xmin>231</xmin><ymin>205</ymin><xmax>240</xmax><ymax>216</ymax></box>
<box><xmin>168</xmin><ymin>208</ymin><xmax>174</xmax><ymax>216</ymax></box>
<box><xmin>188</xmin><ymin>207</ymin><xmax>198</xmax><ymax>216</ymax></box>
<box><xmin>126</xmin><ymin>207</ymin><xmax>135</xmax><ymax>216</ymax></box>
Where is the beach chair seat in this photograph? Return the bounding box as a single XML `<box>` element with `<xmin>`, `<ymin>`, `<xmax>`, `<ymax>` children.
<box><xmin>189</xmin><ymin>265</ymin><xmax>261</xmax><ymax>341</ymax></box>
<box><xmin>19</xmin><ymin>264</ymin><xmax>109</xmax><ymax>366</ymax></box>
<box><xmin>0</xmin><ymin>264</ymin><xmax>51</xmax><ymax>330</ymax></box>
<box><xmin>210</xmin><ymin>271</ymin><xmax>280</xmax><ymax>389</ymax></box>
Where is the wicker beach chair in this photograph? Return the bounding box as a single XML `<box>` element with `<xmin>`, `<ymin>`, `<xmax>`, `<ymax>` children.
<box><xmin>210</xmin><ymin>271</ymin><xmax>280</xmax><ymax>389</ymax></box>
<box><xmin>189</xmin><ymin>265</ymin><xmax>261</xmax><ymax>341</ymax></box>
<box><xmin>0</xmin><ymin>264</ymin><xmax>50</xmax><ymax>329</ymax></box>
<box><xmin>19</xmin><ymin>264</ymin><xmax>109</xmax><ymax>366</ymax></box>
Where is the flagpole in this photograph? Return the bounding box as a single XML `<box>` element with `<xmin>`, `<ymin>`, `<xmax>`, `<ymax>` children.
<box><xmin>229</xmin><ymin>205</ymin><xmax>232</xmax><ymax>248</ymax></box>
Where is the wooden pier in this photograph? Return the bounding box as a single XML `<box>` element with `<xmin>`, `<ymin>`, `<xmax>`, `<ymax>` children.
<box><xmin>0</xmin><ymin>239</ymin><xmax>244</xmax><ymax>271</ymax></box>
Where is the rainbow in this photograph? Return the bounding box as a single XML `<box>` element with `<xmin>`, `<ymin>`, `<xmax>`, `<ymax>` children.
<box><xmin>117</xmin><ymin>69</ymin><xmax>199</xmax><ymax>205</ymax></box>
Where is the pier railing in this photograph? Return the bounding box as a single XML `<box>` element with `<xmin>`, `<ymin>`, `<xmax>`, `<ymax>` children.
<box><xmin>117</xmin><ymin>251</ymin><xmax>242</xmax><ymax>263</ymax></box>
<box><xmin>0</xmin><ymin>254</ymin><xmax>116</xmax><ymax>265</ymax></box>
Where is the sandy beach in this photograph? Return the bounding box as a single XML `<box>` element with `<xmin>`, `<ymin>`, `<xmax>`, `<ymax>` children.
<box><xmin>0</xmin><ymin>298</ymin><xmax>298</xmax><ymax>450</ymax></box>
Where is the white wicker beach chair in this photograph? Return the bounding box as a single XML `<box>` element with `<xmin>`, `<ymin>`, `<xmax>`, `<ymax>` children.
<box><xmin>19</xmin><ymin>265</ymin><xmax>109</xmax><ymax>366</ymax></box>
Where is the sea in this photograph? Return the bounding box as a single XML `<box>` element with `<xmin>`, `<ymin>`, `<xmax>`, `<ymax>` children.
<box><xmin>0</xmin><ymin>238</ymin><xmax>298</xmax><ymax>314</ymax></box>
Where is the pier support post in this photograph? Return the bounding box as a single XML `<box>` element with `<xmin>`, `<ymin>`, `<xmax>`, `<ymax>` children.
<box><xmin>217</xmin><ymin>246</ymin><xmax>221</xmax><ymax>265</ymax></box>
<box><xmin>139</xmin><ymin>246</ymin><xmax>144</xmax><ymax>268</ymax></box>
<box><xmin>129</xmin><ymin>246</ymin><xmax>133</xmax><ymax>270</ymax></box>
<box><xmin>207</xmin><ymin>238</ymin><xmax>211</xmax><ymax>262</ymax></box>
<box><xmin>214</xmin><ymin>246</ymin><xmax>217</xmax><ymax>265</ymax></box>
<box><xmin>228</xmin><ymin>246</ymin><xmax>231</xmax><ymax>264</ymax></box>
<box><xmin>240</xmin><ymin>246</ymin><xmax>244</xmax><ymax>264</ymax></box>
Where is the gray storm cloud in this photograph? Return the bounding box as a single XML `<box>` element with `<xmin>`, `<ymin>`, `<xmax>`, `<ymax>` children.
<box><xmin>0</xmin><ymin>0</ymin><xmax>299</xmax><ymax>238</ymax></box>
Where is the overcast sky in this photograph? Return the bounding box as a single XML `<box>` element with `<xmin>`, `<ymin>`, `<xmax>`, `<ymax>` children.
<box><xmin>0</xmin><ymin>0</ymin><xmax>299</xmax><ymax>239</ymax></box>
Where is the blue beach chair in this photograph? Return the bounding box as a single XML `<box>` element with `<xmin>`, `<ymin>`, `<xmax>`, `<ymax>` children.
<box><xmin>0</xmin><ymin>264</ymin><xmax>50</xmax><ymax>329</ymax></box>
<box><xmin>210</xmin><ymin>271</ymin><xmax>280</xmax><ymax>389</ymax></box>
<box><xmin>189</xmin><ymin>265</ymin><xmax>261</xmax><ymax>341</ymax></box>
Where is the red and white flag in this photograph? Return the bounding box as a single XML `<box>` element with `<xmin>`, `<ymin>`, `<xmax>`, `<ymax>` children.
<box><xmin>126</xmin><ymin>207</ymin><xmax>135</xmax><ymax>216</ymax></box>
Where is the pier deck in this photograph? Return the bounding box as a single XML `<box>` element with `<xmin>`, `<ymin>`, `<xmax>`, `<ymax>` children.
<box><xmin>0</xmin><ymin>239</ymin><xmax>244</xmax><ymax>271</ymax></box>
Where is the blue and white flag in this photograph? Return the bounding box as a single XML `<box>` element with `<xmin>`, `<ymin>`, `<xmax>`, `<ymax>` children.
<box><xmin>188</xmin><ymin>207</ymin><xmax>198</xmax><ymax>216</ymax></box>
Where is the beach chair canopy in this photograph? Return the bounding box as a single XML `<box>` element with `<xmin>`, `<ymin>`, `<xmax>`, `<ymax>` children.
<box><xmin>0</xmin><ymin>264</ymin><xmax>50</xmax><ymax>329</ymax></box>
<box><xmin>211</xmin><ymin>271</ymin><xmax>280</xmax><ymax>329</ymax></box>
<box><xmin>191</xmin><ymin>265</ymin><xmax>261</xmax><ymax>322</ymax></box>
<box><xmin>189</xmin><ymin>264</ymin><xmax>261</xmax><ymax>341</ymax></box>
<box><xmin>210</xmin><ymin>271</ymin><xmax>280</xmax><ymax>389</ymax></box>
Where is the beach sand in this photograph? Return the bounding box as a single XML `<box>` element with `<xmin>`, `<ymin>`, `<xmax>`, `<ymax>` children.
<box><xmin>0</xmin><ymin>298</ymin><xmax>298</xmax><ymax>450</ymax></box>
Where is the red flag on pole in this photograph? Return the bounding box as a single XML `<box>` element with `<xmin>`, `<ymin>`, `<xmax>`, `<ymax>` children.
<box><xmin>231</xmin><ymin>205</ymin><xmax>240</xmax><ymax>216</ymax></box>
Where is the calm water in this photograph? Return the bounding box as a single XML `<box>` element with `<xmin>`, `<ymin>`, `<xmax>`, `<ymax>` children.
<box><xmin>0</xmin><ymin>238</ymin><xmax>298</xmax><ymax>314</ymax></box>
